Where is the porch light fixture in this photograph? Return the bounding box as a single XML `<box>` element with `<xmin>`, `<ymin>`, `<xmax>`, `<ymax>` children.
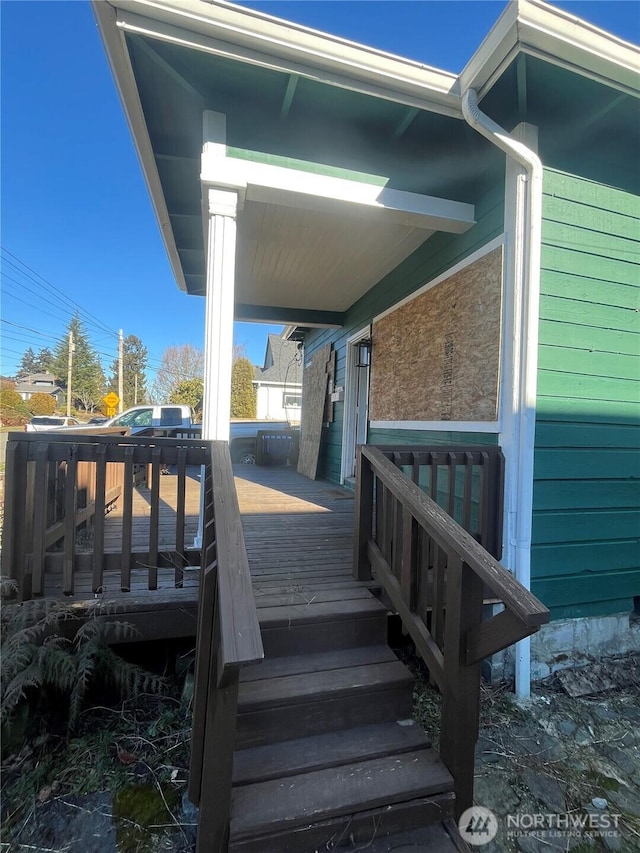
<box><xmin>356</xmin><ymin>338</ymin><xmax>372</xmax><ymax>367</ymax></box>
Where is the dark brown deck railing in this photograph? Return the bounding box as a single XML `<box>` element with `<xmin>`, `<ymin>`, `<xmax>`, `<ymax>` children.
<box><xmin>353</xmin><ymin>445</ymin><xmax>549</xmax><ymax>815</ymax></box>
<box><xmin>188</xmin><ymin>441</ymin><xmax>264</xmax><ymax>853</ymax></box>
<box><xmin>373</xmin><ymin>445</ymin><xmax>504</xmax><ymax>558</ymax></box>
<box><xmin>2</xmin><ymin>431</ymin><xmax>208</xmax><ymax>598</ymax></box>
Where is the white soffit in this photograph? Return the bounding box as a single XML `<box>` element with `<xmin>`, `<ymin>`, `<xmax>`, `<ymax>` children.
<box><xmin>235</xmin><ymin>200</ymin><xmax>434</xmax><ymax>312</ymax></box>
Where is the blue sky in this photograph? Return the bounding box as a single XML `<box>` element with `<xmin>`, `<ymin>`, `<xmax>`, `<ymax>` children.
<box><xmin>1</xmin><ymin>1</ymin><xmax>638</xmax><ymax>386</ymax></box>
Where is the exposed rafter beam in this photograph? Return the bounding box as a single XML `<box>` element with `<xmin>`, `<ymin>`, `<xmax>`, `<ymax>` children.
<box><xmin>130</xmin><ymin>33</ymin><xmax>205</xmax><ymax>104</ymax></box>
<box><xmin>393</xmin><ymin>107</ymin><xmax>419</xmax><ymax>140</ymax></box>
<box><xmin>281</xmin><ymin>74</ymin><xmax>299</xmax><ymax>119</ymax></box>
<box><xmin>234</xmin><ymin>304</ymin><xmax>344</xmax><ymax>326</ymax></box>
<box><xmin>516</xmin><ymin>54</ymin><xmax>527</xmax><ymax>121</ymax></box>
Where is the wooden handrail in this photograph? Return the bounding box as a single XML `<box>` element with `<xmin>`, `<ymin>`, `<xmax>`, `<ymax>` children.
<box><xmin>353</xmin><ymin>443</ymin><xmax>550</xmax><ymax>816</ymax></box>
<box><xmin>365</xmin><ymin>447</ymin><xmax>547</xmax><ymax>627</ymax></box>
<box><xmin>189</xmin><ymin>441</ymin><xmax>263</xmax><ymax>853</ymax></box>
<box><xmin>211</xmin><ymin>441</ymin><xmax>264</xmax><ymax>676</ymax></box>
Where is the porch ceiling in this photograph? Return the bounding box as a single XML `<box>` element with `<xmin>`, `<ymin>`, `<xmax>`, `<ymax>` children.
<box><xmin>235</xmin><ymin>200</ymin><xmax>434</xmax><ymax>314</ymax></box>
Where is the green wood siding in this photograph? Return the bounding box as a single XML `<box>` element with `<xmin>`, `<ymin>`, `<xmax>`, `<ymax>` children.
<box><xmin>532</xmin><ymin>168</ymin><xmax>640</xmax><ymax>620</ymax></box>
<box><xmin>305</xmin><ymin>181</ymin><xmax>504</xmax><ymax>483</ymax></box>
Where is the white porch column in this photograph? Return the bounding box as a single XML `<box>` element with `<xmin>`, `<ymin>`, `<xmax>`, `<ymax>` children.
<box><xmin>201</xmin><ymin>187</ymin><xmax>238</xmax><ymax>441</ymax></box>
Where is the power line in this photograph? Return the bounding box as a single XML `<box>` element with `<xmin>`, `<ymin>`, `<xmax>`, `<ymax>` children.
<box><xmin>1</xmin><ymin>247</ymin><xmax>119</xmax><ymax>339</ymax></box>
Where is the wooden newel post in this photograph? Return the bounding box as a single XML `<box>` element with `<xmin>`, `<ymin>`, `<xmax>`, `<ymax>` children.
<box><xmin>353</xmin><ymin>445</ymin><xmax>374</xmax><ymax>580</ymax></box>
<box><xmin>439</xmin><ymin>556</ymin><xmax>484</xmax><ymax>816</ymax></box>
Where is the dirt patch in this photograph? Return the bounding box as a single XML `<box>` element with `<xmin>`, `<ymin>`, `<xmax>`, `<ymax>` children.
<box><xmin>410</xmin><ymin>652</ymin><xmax>640</xmax><ymax>852</ymax></box>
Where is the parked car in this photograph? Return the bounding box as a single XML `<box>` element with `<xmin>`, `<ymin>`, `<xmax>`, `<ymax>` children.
<box><xmin>24</xmin><ymin>415</ymin><xmax>81</xmax><ymax>432</ymax></box>
<box><xmin>87</xmin><ymin>416</ymin><xmax>109</xmax><ymax>424</ymax></box>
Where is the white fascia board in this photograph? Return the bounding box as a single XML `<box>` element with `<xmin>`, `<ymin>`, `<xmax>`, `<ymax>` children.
<box><xmin>92</xmin><ymin>1</ymin><xmax>188</xmax><ymax>292</ymax></box>
<box><xmin>110</xmin><ymin>0</ymin><xmax>463</xmax><ymax>117</ymax></box>
<box><xmin>459</xmin><ymin>0</ymin><xmax>640</xmax><ymax>99</ymax></box>
<box><xmin>201</xmin><ymin>153</ymin><xmax>476</xmax><ymax>234</ymax></box>
<box><xmin>253</xmin><ymin>380</ymin><xmax>302</xmax><ymax>388</ymax></box>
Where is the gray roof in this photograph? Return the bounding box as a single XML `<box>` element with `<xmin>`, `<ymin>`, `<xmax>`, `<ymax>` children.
<box><xmin>254</xmin><ymin>335</ymin><xmax>302</xmax><ymax>386</ymax></box>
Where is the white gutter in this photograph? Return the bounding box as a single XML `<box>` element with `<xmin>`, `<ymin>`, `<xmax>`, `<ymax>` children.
<box><xmin>462</xmin><ymin>89</ymin><xmax>543</xmax><ymax>700</ymax></box>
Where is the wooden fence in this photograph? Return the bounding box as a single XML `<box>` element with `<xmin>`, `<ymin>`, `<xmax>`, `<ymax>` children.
<box><xmin>353</xmin><ymin>445</ymin><xmax>549</xmax><ymax>814</ymax></box>
<box><xmin>2</xmin><ymin>431</ymin><xmax>208</xmax><ymax>599</ymax></box>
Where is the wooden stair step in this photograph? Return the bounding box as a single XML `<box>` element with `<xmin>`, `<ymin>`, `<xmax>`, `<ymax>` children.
<box><xmin>236</xmin><ymin>658</ymin><xmax>414</xmax><ymax>747</ymax></box>
<box><xmin>240</xmin><ymin>643</ymin><xmax>399</xmax><ymax>683</ymax></box>
<box><xmin>229</xmin><ymin>795</ymin><xmax>457</xmax><ymax>853</ymax></box>
<box><xmin>256</xmin><ymin>596</ymin><xmax>386</xmax><ymax>627</ymax></box>
<box><xmin>238</xmin><ymin>659</ymin><xmax>413</xmax><ymax>713</ymax></box>
<box><xmin>229</xmin><ymin>748</ymin><xmax>454</xmax><ymax>841</ymax></box>
<box><xmin>232</xmin><ymin>719</ymin><xmax>430</xmax><ymax>785</ymax></box>
<box><xmin>258</xmin><ymin>596</ymin><xmax>388</xmax><ymax>655</ymax></box>
<box><xmin>252</xmin><ymin>585</ymin><xmax>372</xmax><ymax>609</ymax></box>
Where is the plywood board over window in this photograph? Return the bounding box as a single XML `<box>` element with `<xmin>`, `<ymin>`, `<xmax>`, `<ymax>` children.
<box><xmin>370</xmin><ymin>246</ymin><xmax>503</xmax><ymax>422</ymax></box>
<box><xmin>298</xmin><ymin>343</ymin><xmax>333</xmax><ymax>479</ymax></box>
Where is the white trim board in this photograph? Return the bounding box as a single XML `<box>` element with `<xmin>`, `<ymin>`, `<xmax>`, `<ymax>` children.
<box><xmin>370</xmin><ymin>420</ymin><xmax>500</xmax><ymax>433</ymax></box>
<box><xmin>200</xmin><ymin>132</ymin><xmax>476</xmax><ymax>234</ymax></box>
<box><xmin>372</xmin><ymin>235</ymin><xmax>505</xmax><ymax>325</ymax></box>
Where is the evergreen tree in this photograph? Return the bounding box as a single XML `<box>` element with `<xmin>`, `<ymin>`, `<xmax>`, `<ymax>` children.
<box><xmin>16</xmin><ymin>346</ymin><xmax>54</xmax><ymax>377</ymax></box>
<box><xmin>51</xmin><ymin>315</ymin><xmax>106</xmax><ymax>413</ymax></box>
<box><xmin>16</xmin><ymin>347</ymin><xmax>38</xmax><ymax>377</ymax></box>
<box><xmin>107</xmin><ymin>334</ymin><xmax>148</xmax><ymax>408</ymax></box>
<box><xmin>230</xmin><ymin>357</ymin><xmax>256</xmax><ymax>418</ymax></box>
<box><xmin>169</xmin><ymin>378</ymin><xmax>203</xmax><ymax>413</ymax></box>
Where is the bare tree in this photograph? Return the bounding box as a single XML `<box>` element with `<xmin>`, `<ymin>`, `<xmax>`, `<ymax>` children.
<box><xmin>150</xmin><ymin>344</ymin><xmax>204</xmax><ymax>403</ymax></box>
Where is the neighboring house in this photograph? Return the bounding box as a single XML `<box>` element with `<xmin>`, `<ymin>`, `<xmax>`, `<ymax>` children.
<box><xmin>253</xmin><ymin>334</ymin><xmax>302</xmax><ymax>423</ymax></box>
<box><xmin>15</xmin><ymin>373</ymin><xmax>63</xmax><ymax>405</ymax></box>
<box><xmin>94</xmin><ymin>0</ymin><xmax>638</xmax><ymax>689</ymax></box>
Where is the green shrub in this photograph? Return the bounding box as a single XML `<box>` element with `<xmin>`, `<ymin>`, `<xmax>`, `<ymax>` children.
<box><xmin>27</xmin><ymin>392</ymin><xmax>56</xmax><ymax>416</ymax></box>
<box><xmin>0</xmin><ymin>389</ymin><xmax>30</xmax><ymax>426</ymax></box>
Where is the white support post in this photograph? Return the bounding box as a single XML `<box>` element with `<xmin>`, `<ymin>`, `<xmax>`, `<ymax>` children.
<box><xmin>201</xmin><ymin>187</ymin><xmax>238</xmax><ymax>441</ymax></box>
<box><xmin>194</xmin><ymin>186</ymin><xmax>238</xmax><ymax>549</ymax></box>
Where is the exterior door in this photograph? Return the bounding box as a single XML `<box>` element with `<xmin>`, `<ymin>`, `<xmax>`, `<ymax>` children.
<box><xmin>341</xmin><ymin>332</ymin><xmax>371</xmax><ymax>482</ymax></box>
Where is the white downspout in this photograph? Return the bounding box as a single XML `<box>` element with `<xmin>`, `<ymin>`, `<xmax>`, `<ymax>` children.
<box><xmin>462</xmin><ymin>89</ymin><xmax>543</xmax><ymax>700</ymax></box>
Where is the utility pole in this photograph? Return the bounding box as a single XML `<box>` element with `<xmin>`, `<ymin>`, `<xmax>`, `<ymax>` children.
<box><xmin>134</xmin><ymin>373</ymin><xmax>138</xmax><ymax>405</ymax></box>
<box><xmin>66</xmin><ymin>331</ymin><xmax>74</xmax><ymax>417</ymax></box>
<box><xmin>118</xmin><ymin>329</ymin><xmax>124</xmax><ymax>413</ymax></box>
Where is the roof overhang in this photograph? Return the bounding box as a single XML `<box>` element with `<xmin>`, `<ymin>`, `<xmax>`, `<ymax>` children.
<box><xmin>459</xmin><ymin>0</ymin><xmax>640</xmax><ymax>99</ymax></box>
<box><xmin>93</xmin><ymin>0</ymin><xmax>639</xmax><ymax>327</ymax></box>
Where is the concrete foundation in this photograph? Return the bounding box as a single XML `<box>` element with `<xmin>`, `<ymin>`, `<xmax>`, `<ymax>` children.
<box><xmin>487</xmin><ymin>609</ymin><xmax>640</xmax><ymax>682</ymax></box>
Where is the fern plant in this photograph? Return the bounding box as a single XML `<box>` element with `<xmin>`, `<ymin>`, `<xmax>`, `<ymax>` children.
<box><xmin>1</xmin><ymin>594</ymin><xmax>170</xmax><ymax>735</ymax></box>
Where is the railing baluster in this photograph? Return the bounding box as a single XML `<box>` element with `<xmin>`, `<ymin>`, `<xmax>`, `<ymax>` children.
<box><xmin>31</xmin><ymin>443</ymin><xmax>49</xmax><ymax>596</ymax></box>
<box><xmin>353</xmin><ymin>446</ymin><xmax>373</xmax><ymax>580</ymax></box>
<box><xmin>148</xmin><ymin>446</ymin><xmax>161</xmax><ymax>589</ymax></box>
<box><xmin>440</xmin><ymin>556</ymin><xmax>484</xmax><ymax>814</ymax></box>
<box><xmin>401</xmin><ymin>509</ymin><xmax>417</xmax><ymax>611</ymax></box>
<box><xmin>120</xmin><ymin>446</ymin><xmax>134</xmax><ymax>592</ymax></box>
<box><xmin>462</xmin><ymin>452</ymin><xmax>473</xmax><ymax>533</ymax></box>
<box><xmin>92</xmin><ymin>444</ymin><xmax>107</xmax><ymax>593</ymax></box>
<box><xmin>447</xmin><ymin>452</ymin><xmax>457</xmax><ymax>520</ymax></box>
<box><xmin>2</xmin><ymin>439</ymin><xmax>24</xmax><ymax>596</ymax></box>
<box><xmin>63</xmin><ymin>446</ymin><xmax>78</xmax><ymax>595</ymax></box>
<box><xmin>431</xmin><ymin>542</ymin><xmax>446</xmax><ymax>651</ymax></box>
<box><xmin>175</xmin><ymin>446</ymin><xmax>187</xmax><ymax>587</ymax></box>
